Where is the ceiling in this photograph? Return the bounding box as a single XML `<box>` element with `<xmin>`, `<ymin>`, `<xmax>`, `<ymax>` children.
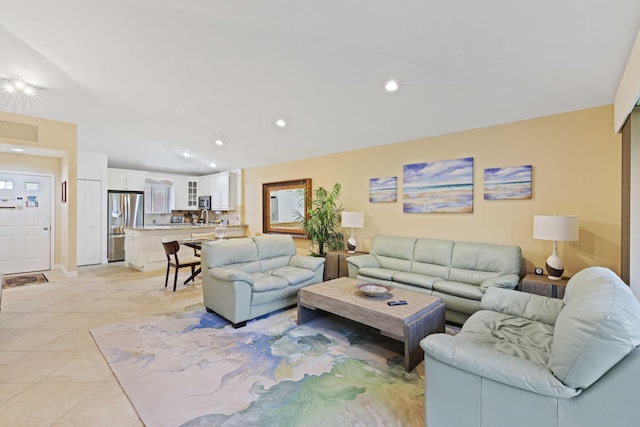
<box><xmin>1</xmin><ymin>1</ymin><xmax>639</xmax><ymax>176</ymax></box>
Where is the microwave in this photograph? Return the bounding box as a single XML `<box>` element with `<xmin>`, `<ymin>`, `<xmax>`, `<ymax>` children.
<box><xmin>198</xmin><ymin>196</ymin><xmax>211</xmax><ymax>209</ymax></box>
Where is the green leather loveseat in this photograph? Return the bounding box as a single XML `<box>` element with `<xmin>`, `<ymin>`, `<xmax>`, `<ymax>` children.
<box><xmin>347</xmin><ymin>235</ymin><xmax>522</xmax><ymax>323</ymax></box>
<box><xmin>420</xmin><ymin>267</ymin><xmax>640</xmax><ymax>427</ymax></box>
<box><xmin>200</xmin><ymin>234</ymin><xmax>325</xmax><ymax>328</ymax></box>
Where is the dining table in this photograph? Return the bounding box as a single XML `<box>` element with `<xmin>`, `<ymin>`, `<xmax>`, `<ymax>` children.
<box><xmin>179</xmin><ymin>238</ymin><xmax>215</xmax><ymax>283</ymax></box>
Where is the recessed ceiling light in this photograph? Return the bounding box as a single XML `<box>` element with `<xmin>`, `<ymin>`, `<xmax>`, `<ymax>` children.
<box><xmin>214</xmin><ymin>139</ymin><xmax>223</xmax><ymax>146</ymax></box>
<box><xmin>275</xmin><ymin>118</ymin><xmax>287</xmax><ymax>128</ymax></box>
<box><xmin>209</xmin><ymin>162</ymin><xmax>217</xmax><ymax>168</ymax></box>
<box><xmin>181</xmin><ymin>151</ymin><xmax>192</xmax><ymax>158</ymax></box>
<box><xmin>385</xmin><ymin>80</ymin><xmax>399</xmax><ymax>92</ymax></box>
<box><xmin>2</xmin><ymin>79</ymin><xmax>37</xmax><ymax>96</ymax></box>
<box><xmin>11</xmin><ymin>147</ymin><xmax>25</xmax><ymax>152</ymax></box>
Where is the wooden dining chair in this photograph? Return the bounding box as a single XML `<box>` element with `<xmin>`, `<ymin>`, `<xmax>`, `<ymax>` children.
<box><xmin>162</xmin><ymin>240</ymin><xmax>201</xmax><ymax>292</ymax></box>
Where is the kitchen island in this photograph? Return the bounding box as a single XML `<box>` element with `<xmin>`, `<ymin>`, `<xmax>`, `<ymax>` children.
<box><xmin>124</xmin><ymin>224</ymin><xmax>248</xmax><ymax>272</ymax></box>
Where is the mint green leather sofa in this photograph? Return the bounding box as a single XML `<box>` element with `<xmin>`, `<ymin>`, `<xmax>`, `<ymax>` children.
<box><xmin>200</xmin><ymin>235</ymin><xmax>325</xmax><ymax>328</ymax></box>
<box><xmin>421</xmin><ymin>267</ymin><xmax>640</xmax><ymax>427</ymax></box>
<box><xmin>347</xmin><ymin>236</ymin><xmax>522</xmax><ymax>323</ymax></box>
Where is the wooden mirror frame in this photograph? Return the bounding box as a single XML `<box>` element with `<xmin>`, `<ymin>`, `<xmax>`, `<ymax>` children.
<box><xmin>262</xmin><ymin>178</ymin><xmax>312</xmax><ymax>236</ymax></box>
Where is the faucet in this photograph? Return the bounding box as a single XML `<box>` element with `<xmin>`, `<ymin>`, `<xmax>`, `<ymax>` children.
<box><xmin>200</xmin><ymin>209</ymin><xmax>209</xmax><ymax>224</ymax></box>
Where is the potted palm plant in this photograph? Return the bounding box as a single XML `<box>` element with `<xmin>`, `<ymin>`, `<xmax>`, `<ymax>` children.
<box><xmin>299</xmin><ymin>182</ymin><xmax>344</xmax><ymax>257</ymax></box>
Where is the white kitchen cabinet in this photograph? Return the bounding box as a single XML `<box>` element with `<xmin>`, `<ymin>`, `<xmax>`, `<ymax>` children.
<box><xmin>125</xmin><ymin>171</ymin><xmax>145</xmax><ymax>191</ymax></box>
<box><xmin>77</xmin><ymin>179</ymin><xmax>102</xmax><ymax>265</ymax></box>
<box><xmin>205</xmin><ymin>171</ymin><xmax>236</xmax><ymax>210</ymax></box>
<box><xmin>172</xmin><ymin>177</ymin><xmax>198</xmax><ymax>210</ymax></box>
<box><xmin>108</xmin><ymin>168</ymin><xmax>146</xmax><ymax>191</ymax></box>
<box><xmin>198</xmin><ymin>176</ymin><xmax>212</xmax><ymax>198</ymax></box>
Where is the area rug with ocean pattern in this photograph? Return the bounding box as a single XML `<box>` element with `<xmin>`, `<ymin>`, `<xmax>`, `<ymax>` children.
<box><xmin>90</xmin><ymin>305</ymin><xmax>425</xmax><ymax>427</ymax></box>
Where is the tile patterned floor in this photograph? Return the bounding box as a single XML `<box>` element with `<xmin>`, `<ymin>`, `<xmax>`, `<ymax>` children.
<box><xmin>0</xmin><ymin>263</ymin><xmax>203</xmax><ymax>427</ymax></box>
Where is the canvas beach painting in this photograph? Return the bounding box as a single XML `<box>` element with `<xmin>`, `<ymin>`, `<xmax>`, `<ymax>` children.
<box><xmin>369</xmin><ymin>177</ymin><xmax>397</xmax><ymax>202</ymax></box>
<box><xmin>484</xmin><ymin>165</ymin><xmax>532</xmax><ymax>200</ymax></box>
<box><xmin>403</xmin><ymin>157</ymin><xmax>474</xmax><ymax>213</ymax></box>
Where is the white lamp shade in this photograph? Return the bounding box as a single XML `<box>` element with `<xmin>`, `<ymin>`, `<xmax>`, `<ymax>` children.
<box><xmin>341</xmin><ymin>211</ymin><xmax>364</xmax><ymax>229</ymax></box>
<box><xmin>533</xmin><ymin>215</ymin><xmax>579</xmax><ymax>241</ymax></box>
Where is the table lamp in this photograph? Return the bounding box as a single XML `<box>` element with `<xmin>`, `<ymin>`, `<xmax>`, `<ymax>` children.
<box><xmin>533</xmin><ymin>214</ymin><xmax>579</xmax><ymax>280</ymax></box>
<box><xmin>341</xmin><ymin>211</ymin><xmax>364</xmax><ymax>253</ymax></box>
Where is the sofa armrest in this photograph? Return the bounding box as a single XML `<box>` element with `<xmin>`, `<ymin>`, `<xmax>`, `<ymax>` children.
<box><xmin>208</xmin><ymin>267</ymin><xmax>254</xmax><ymax>285</ymax></box>
<box><xmin>421</xmin><ymin>334</ymin><xmax>579</xmax><ymax>398</ymax></box>
<box><xmin>346</xmin><ymin>254</ymin><xmax>381</xmax><ymax>279</ymax></box>
<box><xmin>289</xmin><ymin>255</ymin><xmax>325</xmax><ymax>272</ymax></box>
<box><xmin>480</xmin><ymin>274</ymin><xmax>520</xmax><ymax>291</ymax></box>
<box><xmin>347</xmin><ymin>254</ymin><xmax>380</xmax><ymax>269</ymax></box>
<box><xmin>481</xmin><ymin>287</ymin><xmax>564</xmax><ymax>326</ymax></box>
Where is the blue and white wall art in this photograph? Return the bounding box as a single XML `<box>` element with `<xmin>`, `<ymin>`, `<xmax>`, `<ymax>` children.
<box><xmin>403</xmin><ymin>157</ymin><xmax>474</xmax><ymax>213</ymax></box>
<box><xmin>484</xmin><ymin>165</ymin><xmax>532</xmax><ymax>200</ymax></box>
<box><xmin>369</xmin><ymin>177</ymin><xmax>397</xmax><ymax>202</ymax></box>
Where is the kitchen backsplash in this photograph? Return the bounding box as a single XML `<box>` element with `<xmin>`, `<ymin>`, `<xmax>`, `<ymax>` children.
<box><xmin>146</xmin><ymin>209</ymin><xmax>241</xmax><ymax>225</ymax></box>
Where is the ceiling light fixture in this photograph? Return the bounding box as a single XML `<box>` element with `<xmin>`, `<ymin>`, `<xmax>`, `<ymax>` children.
<box><xmin>2</xmin><ymin>78</ymin><xmax>37</xmax><ymax>96</ymax></box>
<box><xmin>385</xmin><ymin>79</ymin><xmax>399</xmax><ymax>92</ymax></box>
<box><xmin>275</xmin><ymin>118</ymin><xmax>287</xmax><ymax>128</ymax></box>
<box><xmin>214</xmin><ymin>139</ymin><xmax>224</xmax><ymax>146</ymax></box>
<box><xmin>181</xmin><ymin>151</ymin><xmax>192</xmax><ymax>158</ymax></box>
<box><xmin>209</xmin><ymin>162</ymin><xmax>217</xmax><ymax>168</ymax></box>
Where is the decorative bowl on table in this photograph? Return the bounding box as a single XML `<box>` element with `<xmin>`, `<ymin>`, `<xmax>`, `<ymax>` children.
<box><xmin>356</xmin><ymin>283</ymin><xmax>392</xmax><ymax>297</ymax></box>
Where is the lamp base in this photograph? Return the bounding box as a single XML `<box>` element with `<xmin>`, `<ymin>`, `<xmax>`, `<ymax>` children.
<box><xmin>347</xmin><ymin>236</ymin><xmax>357</xmax><ymax>253</ymax></box>
<box><xmin>545</xmin><ymin>263</ymin><xmax>564</xmax><ymax>280</ymax></box>
<box><xmin>545</xmin><ymin>246</ymin><xmax>564</xmax><ymax>280</ymax></box>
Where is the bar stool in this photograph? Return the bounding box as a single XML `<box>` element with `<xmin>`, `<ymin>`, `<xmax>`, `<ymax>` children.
<box><xmin>161</xmin><ymin>240</ymin><xmax>201</xmax><ymax>292</ymax></box>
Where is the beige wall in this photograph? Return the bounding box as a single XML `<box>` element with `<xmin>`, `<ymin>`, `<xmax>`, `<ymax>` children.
<box><xmin>245</xmin><ymin>105</ymin><xmax>621</xmax><ymax>277</ymax></box>
<box><xmin>0</xmin><ymin>111</ymin><xmax>77</xmax><ymax>275</ymax></box>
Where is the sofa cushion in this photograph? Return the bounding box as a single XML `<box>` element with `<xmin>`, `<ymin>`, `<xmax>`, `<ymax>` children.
<box><xmin>410</xmin><ymin>238</ymin><xmax>453</xmax><ymax>280</ymax></box>
<box><xmin>370</xmin><ymin>236</ymin><xmax>416</xmax><ymax>273</ymax></box>
<box><xmin>358</xmin><ymin>267</ymin><xmax>398</xmax><ymax>281</ymax></box>
<box><xmin>250</xmin><ymin>272</ymin><xmax>290</xmax><ymax>292</ymax></box>
<box><xmin>448</xmin><ymin>241</ymin><xmax>521</xmax><ymax>285</ymax></box>
<box><xmin>253</xmin><ymin>235</ymin><xmax>295</xmax><ymax>272</ymax></box>
<box><xmin>269</xmin><ymin>266</ymin><xmax>315</xmax><ymax>286</ymax></box>
<box><xmin>202</xmin><ymin>238</ymin><xmax>261</xmax><ymax>273</ymax></box>
<box><xmin>459</xmin><ymin>310</ymin><xmax>555</xmax><ymax>366</ymax></box>
<box><xmin>432</xmin><ymin>280</ymin><xmax>483</xmax><ymax>301</ymax></box>
<box><xmin>549</xmin><ymin>267</ymin><xmax>640</xmax><ymax>389</ymax></box>
<box><xmin>392</xmin><ymin>271</ymin><xmax>441</xmax><ymax>289</ymax></box>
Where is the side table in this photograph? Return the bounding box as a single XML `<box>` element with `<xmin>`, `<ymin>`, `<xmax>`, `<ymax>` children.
<box><xmin>518</xmin><ymin>273</ymin><xmax>569</xmax><ymax>298</ymax></box>
<box><xmin>324</xmin><ymin>250</ymin><xmax>367</xmax><ymax>280</ymax></box>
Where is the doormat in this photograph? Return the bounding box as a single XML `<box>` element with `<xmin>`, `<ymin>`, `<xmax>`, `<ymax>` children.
<box><xmin>2</xmin><ymin>273</ymin><xmax>49</xmax><ymax>289</ymax></box>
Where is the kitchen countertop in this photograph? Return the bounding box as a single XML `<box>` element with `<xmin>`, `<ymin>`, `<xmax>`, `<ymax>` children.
<box><xmin>127</xmin><ymin>224</ymin><xmax>247</xmax><ymax>231</ymax></box>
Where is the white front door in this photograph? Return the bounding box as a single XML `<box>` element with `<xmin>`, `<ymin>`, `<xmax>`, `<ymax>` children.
<box><xmin>0</xmin><ymin>173</ymin><xmax>52</xmax><ymax>274</ymax></box>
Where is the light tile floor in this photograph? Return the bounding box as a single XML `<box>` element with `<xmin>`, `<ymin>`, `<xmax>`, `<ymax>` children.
<box><xmin>0</xmin><ymin>263</ymin><xmax>203</xmax><ymax>426</ymax></box>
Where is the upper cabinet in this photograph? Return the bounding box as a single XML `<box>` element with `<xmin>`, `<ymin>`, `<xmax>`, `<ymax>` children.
<box><xmin>173</xmin><ymin>177</ymin><xmax>198</xmax><ymax>210</ymax></box>
<box><xmin>108</xmin><ymin>168</ymin><xmax>145</xmax><ymax>191</ymax></box>
<box><xmin>199</xmin><ymin>171</ymin><xmax>237</xmax><ymax>211</ymax></box>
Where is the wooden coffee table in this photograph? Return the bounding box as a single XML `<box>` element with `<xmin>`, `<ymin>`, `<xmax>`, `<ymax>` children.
<box><xmin>297</xmin><ymin>277</ymin><xmax>445</xmax><ymax>371</ymax></box>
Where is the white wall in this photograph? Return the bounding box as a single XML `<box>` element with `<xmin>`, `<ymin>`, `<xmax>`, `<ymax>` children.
<box><xmin>77</xmin><ymin>151</ymin><xmax>108</xmax><ymax>263</ymax></box>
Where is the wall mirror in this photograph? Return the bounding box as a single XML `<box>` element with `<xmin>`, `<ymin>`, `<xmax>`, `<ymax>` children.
<box><xmin>262</xmin><ymin>178</ymin><xmax>311</xmax><ymax>236</ymax></box>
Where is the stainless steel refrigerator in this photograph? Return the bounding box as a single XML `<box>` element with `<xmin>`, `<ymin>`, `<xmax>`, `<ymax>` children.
<box><xmin>108</xmin><ymin>191</ymin><xmax>144</xmax><ymax>262</ymax></box>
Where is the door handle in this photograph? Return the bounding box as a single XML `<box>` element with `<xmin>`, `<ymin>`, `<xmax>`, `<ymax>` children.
<box><xmin>43</xmin><ymin>226</ymin><xmax>49</xmax><ymax>231</ymax></box>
